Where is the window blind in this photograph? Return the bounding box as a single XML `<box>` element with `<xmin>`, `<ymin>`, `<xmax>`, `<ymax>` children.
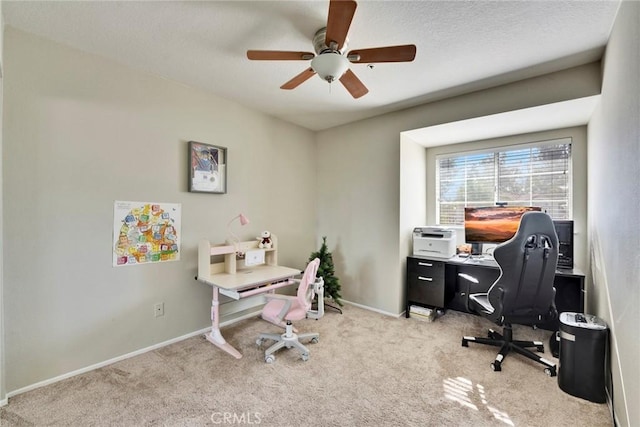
<box><xmin>437</xmin><ymin>140</ymin><xmax>571</xmax><ymax>225</ymax></box>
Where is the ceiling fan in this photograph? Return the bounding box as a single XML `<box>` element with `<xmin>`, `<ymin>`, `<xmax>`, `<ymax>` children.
<box><xmin>246</xmin><ymin>0</ymin><xmax>416</xmax><ymax>99</ymax></box>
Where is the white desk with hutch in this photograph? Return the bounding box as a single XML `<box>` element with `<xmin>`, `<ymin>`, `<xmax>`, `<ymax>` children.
<box><xmin>196</xmin><ymin>234</ymin><xmax>300</xmax><ymax>358</ymax></box>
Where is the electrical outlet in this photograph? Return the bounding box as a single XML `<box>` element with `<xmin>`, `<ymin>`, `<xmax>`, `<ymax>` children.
<box><xmin>154</xmin><ymin>302</ymin><xmax>164</xmax><ymax>317</ymax></box>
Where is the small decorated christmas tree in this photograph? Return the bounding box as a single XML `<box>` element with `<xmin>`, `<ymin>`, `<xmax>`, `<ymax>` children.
<box><xmin>309</xmin><ymin>236</ymin><xmax>343</xmax><ymax>307</ymax></box>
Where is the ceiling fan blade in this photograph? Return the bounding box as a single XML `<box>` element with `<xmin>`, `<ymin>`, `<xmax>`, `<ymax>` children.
<box><xmin>281</xmin><ymin>68</ymin><xmax>317</xmax><ymax>90</ymax></box>
<box><xmin>247</xmin><ymin>50</ymin><xmax>315</xmax><ymax>61</ymax></box>
<box><xmin>325</xmin><ymin>0</ymin><xmax>357</xmax><ymax>50</ymax></box>
<box><xmin>339</xmin><ymin>69</ymin><xmax>368</xmax><ymax>99</ymax></box>
<box><xmin>348</xmin><ymin>45</ymin><xmax>417</xmax><ymax>63</ymax></box>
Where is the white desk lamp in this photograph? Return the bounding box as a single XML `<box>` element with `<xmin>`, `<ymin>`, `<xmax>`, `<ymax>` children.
<box><xmin>227</xmin><ymin>213</ymin><xmax>250</xmax><ymax>257</ymax></box>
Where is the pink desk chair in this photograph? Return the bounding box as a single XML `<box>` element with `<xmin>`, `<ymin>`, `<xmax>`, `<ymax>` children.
<box><xmin>257</xmin><ymin>258</ymin><xmax>324</xmax><ymax>363</ymax></box>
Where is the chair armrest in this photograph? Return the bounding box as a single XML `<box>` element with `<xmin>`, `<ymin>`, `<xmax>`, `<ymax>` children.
<box><xmin>486</xmin><ymin>286</ymin><xmax>505</xmax><ymax>325</ymax></box>
<box><xmin>312</xmin><ymin>277</ymin><xmax>325</xmax><ymax>293</ymax></box>
<box><xmin>458</xmin><ymin>273</ymin><xmax>479</xmax><ymax>313</ymax></box>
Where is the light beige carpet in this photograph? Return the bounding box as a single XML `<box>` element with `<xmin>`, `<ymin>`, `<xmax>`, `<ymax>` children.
<box><xmin>0</xmin><ymin>304</ymin><xmax>612</xmax><ymax>426</ymax></box>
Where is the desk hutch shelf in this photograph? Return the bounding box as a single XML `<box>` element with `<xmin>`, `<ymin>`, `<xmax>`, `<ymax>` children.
<box><xmin>198</xmin><ymin>235</ymin><xmax>278</xmax><ymax>277</ymax></box>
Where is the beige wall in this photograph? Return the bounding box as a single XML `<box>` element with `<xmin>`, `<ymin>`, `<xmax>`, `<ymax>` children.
<box><xmin>588</xmin><ymin>2</ymin><xmax>639</xmax><ymax>426</ymax></box>
<box><xmin>2</xmin><ymin>28</ymin><xmax>317</xmax><ymax>392</ymax></box>
<box><xmin>399</xmin><ymin>138</ymin><xmax>428</xmax><ymax>307</ymax></box>
<box><xmin>317</xmin><ymin>63</ymin><xmax>601</xmax><ymax>315</ymax></box>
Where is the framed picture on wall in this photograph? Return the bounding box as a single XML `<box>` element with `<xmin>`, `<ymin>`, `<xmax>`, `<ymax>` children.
<box><xmin>188</xmin><ymin>141</ymin><xmax>227</xmax><ymax>194</ymax></box>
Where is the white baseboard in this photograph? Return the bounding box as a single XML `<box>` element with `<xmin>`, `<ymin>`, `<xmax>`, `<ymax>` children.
<box><xmin>7</xmin><ymin>310</ymin><xmax>262</xmax><ymax>399</ymax></box>
<box><xmin>6</xmin><ymin>326</ymin><xmax>208</xmax><ymax>398</ymax></box>
<box><xmin>340</xmin><ymin>299</ymin><xmax>402</xmax><ymax>318</ymax></box>
<box><xmin>0</xmin><ymin>397</ymin><xmax>7</xmax><ymax>407</ymax></box>
<box><xmin>6</xmin><ymin>302</ymin><xmax>391</xmax><ymax>400</ymax></box>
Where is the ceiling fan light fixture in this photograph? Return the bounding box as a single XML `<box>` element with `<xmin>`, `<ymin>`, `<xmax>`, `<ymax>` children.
<box><xmin>311</xmin><ymin>52</ymin><xmax>349</xmax><ymax>83</ymax></box>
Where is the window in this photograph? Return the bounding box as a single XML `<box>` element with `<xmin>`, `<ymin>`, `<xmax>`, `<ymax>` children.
<box><xmin>437</xmin><ymin>139</ymin><xmax>572</xmax><ymax>225</ymax></box>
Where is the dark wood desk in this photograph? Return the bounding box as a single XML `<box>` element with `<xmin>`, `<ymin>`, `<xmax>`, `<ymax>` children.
<box><xmin>406</xmin><ymin>255</ymin><xmax>585</xmax><ymax>331</ymax></box>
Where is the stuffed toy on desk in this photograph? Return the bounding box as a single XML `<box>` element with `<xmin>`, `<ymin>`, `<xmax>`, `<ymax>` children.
<box><xmin>258</xmin><ymin>231</ymin><xmax>272</xmax><ymax>249</ymax></box>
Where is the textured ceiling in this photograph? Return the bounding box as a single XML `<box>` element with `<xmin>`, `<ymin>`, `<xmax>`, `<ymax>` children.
<box><xmin>2</xmin><ymin>0</ymin><xmax>621</xmax><ymax>131</ymax></box>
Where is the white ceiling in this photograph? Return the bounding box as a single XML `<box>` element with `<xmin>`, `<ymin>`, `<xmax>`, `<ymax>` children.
<box><xmin>2</xmin><ymin>0</ymin><xmax>621</xmax><ymax>132</ymax></box>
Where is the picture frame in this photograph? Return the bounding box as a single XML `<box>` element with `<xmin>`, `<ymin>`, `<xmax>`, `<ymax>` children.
<box><xmin>188</xmin><ymin>141</ymin><xmax>227</xmax><ymax>194</ymax></box>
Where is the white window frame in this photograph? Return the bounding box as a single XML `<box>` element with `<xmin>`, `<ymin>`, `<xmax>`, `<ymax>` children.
<box><xmin>436</xmin><ymin>138</ymin><xmax>573</xmax><ymax>225</ymax></box>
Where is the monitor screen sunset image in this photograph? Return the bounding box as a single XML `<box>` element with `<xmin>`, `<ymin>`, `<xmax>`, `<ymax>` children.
<box><xmin>464</xmin><ymin>206</ymin><xmax>541</xmax><ymax>244</ymax></box>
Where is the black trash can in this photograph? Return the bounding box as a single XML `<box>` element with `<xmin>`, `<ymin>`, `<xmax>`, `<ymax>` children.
<box><xmin>558</xmin><ymin>312</ymin><xmax>608</xmax><ymax>403</ymax></box>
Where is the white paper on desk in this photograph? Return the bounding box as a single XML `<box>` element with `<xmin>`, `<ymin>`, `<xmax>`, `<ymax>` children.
<box><xmin>245</xmin><ymin>249</ymin><xmax>265</xmax><ymax>266</ymax></box>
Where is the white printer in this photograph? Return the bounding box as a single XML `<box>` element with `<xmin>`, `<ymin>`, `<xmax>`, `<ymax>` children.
<box><xmin>412</xmin><ymin>226</ymin><xmax>456</xmax><ymax>259</ymax></box>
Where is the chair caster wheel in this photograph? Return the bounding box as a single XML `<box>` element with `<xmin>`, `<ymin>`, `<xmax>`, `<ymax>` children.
<box><xmin>491</xmin><ymin>361</ymin><xmax>502</xmax><ymax>372</ymax></box>
<box><xmin>545</xmin><ymin>367</ymin><xmax>557</xmax><ymax>377</ymax></box>
<box><xmin>256</xmin><ymin>338</ymin><xmax>264</xmax><ymax>346</ymax></box>
<box><xmin>310</xmin><ymin>337</ymin><xmax>319</xmax><ymax>344</ymax></box>
<box><xmin>301</xmin><ymin>353</ymin><xmax>309</xmax><ymax>362</ymax></box>
<box><xmin>536</xmin><ymin>345</ymin><xmax>545</xmax><ymax>353</ymax></box>
<box><xmin>461</xmin><ymin>339</ymin><xmax>468</xmax><ymax>347</ymax></box>
<box><xmin>265</xmin><ymin>355</ymin><xmax>275</xmax><ymax>364</ymax></box>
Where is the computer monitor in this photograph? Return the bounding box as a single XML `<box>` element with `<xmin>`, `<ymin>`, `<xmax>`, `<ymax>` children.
<box><xmin>464</xmin><ymin>206</ymin><xmax>542</xmax><ymax>254</ymax></box>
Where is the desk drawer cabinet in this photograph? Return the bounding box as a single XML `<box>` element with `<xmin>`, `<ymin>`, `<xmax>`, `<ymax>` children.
<box><xmin>406</xmin><ymin>257</ymin><xmax>446</xmax><ymax>314</ymax></box>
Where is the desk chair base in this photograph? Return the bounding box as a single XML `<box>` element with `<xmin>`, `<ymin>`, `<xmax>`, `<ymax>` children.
<box><xmin>462</xmin><ymin>325</ymin><xmax>557</xmax><ymax>377</ymax></box>
<box><xmin>257</xmin><ymin>321</ymin><xmax>319</xmax><ymax>363</ymax></box>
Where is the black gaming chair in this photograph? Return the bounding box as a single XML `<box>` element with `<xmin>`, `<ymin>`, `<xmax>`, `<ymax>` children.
<box><xmin>461</xmin><ymin>211</ymin><xmax>559</xmax><ymax>376</ymax></box>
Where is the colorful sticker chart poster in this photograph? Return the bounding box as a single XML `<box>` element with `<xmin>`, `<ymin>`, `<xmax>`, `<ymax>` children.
<box><xmin>113</xmin><ymin>201</ymin><xmax>182</xmax><ymax>267</ymax></box>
